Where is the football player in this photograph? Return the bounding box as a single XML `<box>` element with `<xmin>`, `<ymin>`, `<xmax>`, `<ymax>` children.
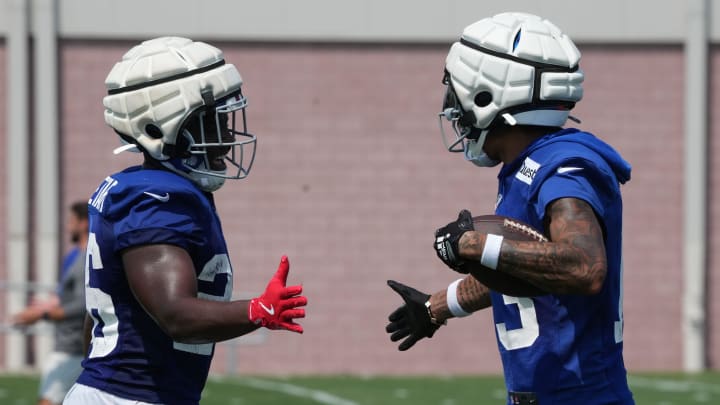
<box><xmin>386</xmin><ymin>13</ymin><xmax>634</xmax><ymax>405</ymax></box>
<box><xmin>64</xmin><ymin>37</ymin><xmax>307</xmax><ymax>405</ymax></box>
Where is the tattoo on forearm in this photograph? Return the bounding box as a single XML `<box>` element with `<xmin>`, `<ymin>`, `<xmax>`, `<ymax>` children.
<box><xmin>498</xmin><ymin>198</ymin><xmax>607</xmax><ymax>295</ymax></box>
<box><xmin>460</xmin><ymin>232</ymin><xmax>485</xmax><ymax>257</ymax></box>
<box><xmin>457</xmin><ymin>277</ymin><xmax>491</xmax><ymax>312</ymax></box>
<box><xmin>430</xmin><ymin>276</ymin><xmax>491</xmax><ymax>322</ymax></box>
<box><xmin>430</xmin><ymin>291</ymin><xmax>450</xmax><ymax>321</ymax></box>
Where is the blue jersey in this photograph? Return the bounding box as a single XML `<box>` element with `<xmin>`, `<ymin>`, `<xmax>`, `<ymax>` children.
<box><xmin>491</xmin><ymin>129</ymin><xmax>633</xmax><ymax>404</ymax></box>
<box><xmin>77</xmin><ymin>166</ymin><xmax>233</xmax><ymax>405</ymax></box>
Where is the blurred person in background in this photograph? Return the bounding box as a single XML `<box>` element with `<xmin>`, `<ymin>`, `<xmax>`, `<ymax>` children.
<box><xmin>63</xmin><ymin>37</ymin><xmax>307</xmax><ymax>405</ymax></box>
<box><xmin>386</xmin><ymin>12</ymin><xmax>634</xmax><ymax>405</ymax></box>
<box><xmin>13</xmin><ymin>201</ymin><xmax>88</xmax><ymax>405</ymax></box>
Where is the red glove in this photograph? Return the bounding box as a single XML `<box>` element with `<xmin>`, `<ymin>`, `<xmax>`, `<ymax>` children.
<box><xmin>248</xmin><ymin>256</ymin><xmax>307</xmax><ymax>333</ymax></box>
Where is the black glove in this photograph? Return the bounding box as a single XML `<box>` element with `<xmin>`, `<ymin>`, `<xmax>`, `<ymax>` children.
<box><xmin>434</xmin><ymin>209</ymin><xmax>474</xmax><ymax>273</ymax></box>
<box><xmin>386</xmin><ymin>280</ymin><xmax>443</xmax><ymax>351</ymax></box>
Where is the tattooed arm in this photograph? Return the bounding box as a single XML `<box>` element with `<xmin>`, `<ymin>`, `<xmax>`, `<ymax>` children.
<box><xmin>427</xmin><ymin>276</ymin><xmax>492</xmax><ymax>323</ymax></box>
<box><xmin>458</xmin><ymin>198</ymin><xmax>607</xmax><ymax>295</ymax></box>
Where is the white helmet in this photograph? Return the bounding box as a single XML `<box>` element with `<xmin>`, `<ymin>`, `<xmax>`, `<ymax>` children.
<box><xmin>439</xmin><ymin>12</ymin><xmax>584</xmax><ymax>166</ymax></box>
<box><xmin>103</xmin><ymin>36</ymin><xmax>257</xmax><ymax>191</ymax></box>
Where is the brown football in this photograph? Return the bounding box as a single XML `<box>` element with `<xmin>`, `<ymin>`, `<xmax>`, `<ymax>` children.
<box><xmin>463</xmin><ymin>215</ymin><xmax>549</xmax><ymax>297</ymax></box>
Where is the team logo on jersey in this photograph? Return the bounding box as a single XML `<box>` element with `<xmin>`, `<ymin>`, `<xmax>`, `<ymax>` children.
<box><xmin>515</xmin><ymin>157</ymin><xmax>541</xmax><ymax>185</ymax></box>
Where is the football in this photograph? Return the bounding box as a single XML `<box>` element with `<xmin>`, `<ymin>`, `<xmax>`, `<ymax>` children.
<box><xmin>472</xmin><ymin>215</ymin><xmax>548</xmax><ymax>243</ymax></box>
<box><xmin>464</xmin><ymin>215</ymin><xmax>549</xmax><ymax>297</ymax></box>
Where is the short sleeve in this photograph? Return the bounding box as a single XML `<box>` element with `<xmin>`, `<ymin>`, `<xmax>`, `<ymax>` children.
<box><xmin>114</xmin><ymin>196</ymin><xmax>206</xmax><ymax>253</ymax></box>
<box><xmin>534</xmin><ymin>163</ymin><xmax>606</xmax><ymax>221</ymax></box>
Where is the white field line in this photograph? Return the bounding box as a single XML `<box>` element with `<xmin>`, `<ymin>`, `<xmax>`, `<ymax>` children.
<box><xmin>214</xmin><ymin>377</ymin><xmax>360</xmax><ymax>405</ymax></box>
<box><xmin>628</xmin><ymin>375</ymin><xmax>720</xmax><ymax>395</ymax></box>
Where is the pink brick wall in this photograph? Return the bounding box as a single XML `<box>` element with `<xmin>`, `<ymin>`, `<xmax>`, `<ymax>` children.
<box><xmin>577</xmin><ymin>46</ymin><xmax>685</xmax><ymax>371</ymax></box>
<box><xmin>0</xmin><ymin>41</ymin><xmax>702</xmax><ymax>374</ymax></box>
<box><xmin>708</xmin><ymin>47</ymin><xmax>720</xmax><ymax>369</ymax></box>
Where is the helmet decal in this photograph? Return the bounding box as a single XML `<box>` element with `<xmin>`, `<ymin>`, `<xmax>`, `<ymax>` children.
<box><xmin>512</xmin><ymin>29</ymin><xmax>521</xmax><ymax>52</ymax></box>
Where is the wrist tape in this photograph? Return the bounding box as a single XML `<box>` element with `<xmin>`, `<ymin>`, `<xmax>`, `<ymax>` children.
<box><xmin>480</xmin><ymin>234</ymin><xmax>504</xmax><ymax>270</ymax></box>
<box><xmin>447</xmin><ymin>279</ymin><xmax>471</xmax><ymax>318</ymax></box>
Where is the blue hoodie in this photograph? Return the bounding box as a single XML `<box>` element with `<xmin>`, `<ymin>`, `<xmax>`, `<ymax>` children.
<box><xmin>491</xmin><ymin>128</ymin><xmax>634</xmax><ymax>404</ymax></box>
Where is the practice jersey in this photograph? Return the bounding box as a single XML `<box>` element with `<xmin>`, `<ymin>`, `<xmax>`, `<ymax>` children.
<box><xmin>491</xmin><ymin>129</ymin><xmax>634</xmax><ymax>404</ymax></box>
<box><xmin>77</xmin><ymin>166</ymin><xmax>233</xmax><ymax>405</ymax></box>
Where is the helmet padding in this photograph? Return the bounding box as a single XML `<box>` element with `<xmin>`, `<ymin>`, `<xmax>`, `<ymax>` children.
<box><xmin>103</xmin><ymin>37</ymin><xmax>257</xmax><ymax>191</ymax></box>
<box><xmin>444</xmin><ymin>12</ymin><xmax>584</xmax><ymax>131</ymax></box>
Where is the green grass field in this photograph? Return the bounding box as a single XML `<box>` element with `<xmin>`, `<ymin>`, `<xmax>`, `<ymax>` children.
<box><xmin>1</xmin><ymin>372</ymin><xmax>719</xmax><ymax>404</ymax></box>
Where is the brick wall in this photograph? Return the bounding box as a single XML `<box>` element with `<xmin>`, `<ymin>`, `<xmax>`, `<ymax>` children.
<box><xmin>0</xmin><ymin>40</ymin><xmax>698</xmax><ymax>374</ymax></box>
<box><xmin>707</xmin><ymin>46</ymin><xmax>720</xmax><ymax>370</ymax></box>
<box><xmin>578</xmin><ymin>45</ymin><xmax>685</xmax><ymax>371</ymax></box>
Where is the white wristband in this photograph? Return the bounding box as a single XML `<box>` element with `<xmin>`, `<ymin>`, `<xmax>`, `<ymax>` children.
<box><xmin>447</xmin><ymin>279</ymin><xmax>471</xmax><ymax>318</ymax></box>
<box><xmin>480</xmin><ymin>234</ymin><xmax>504</xmax><ymax>270</ymax></box>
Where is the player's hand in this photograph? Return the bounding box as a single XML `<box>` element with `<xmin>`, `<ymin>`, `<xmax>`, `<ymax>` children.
<box><xmin>434</xmin><ymin>209</ymin><xmax>474</xmax><ymax>273</ymax></box>
<box><xmin>248</xmin><ymin>256</ymin><xmax>307</xmax><ymax>333</ymax></box>
<box><xmin>386</xmin><ymin>280</ymin><xmax>443</xmax><ymax>351</ymax></box>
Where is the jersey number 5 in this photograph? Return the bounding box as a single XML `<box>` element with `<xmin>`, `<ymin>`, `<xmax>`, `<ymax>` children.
<box><xmin>495</xmin><ymin>295</ymin><xmax>539</xmax><ymax>350</ymax></box>
<box><xmin>496</xmin><ymin>264</ymin><xmax>626</xmax><ymax>351</ymax></box>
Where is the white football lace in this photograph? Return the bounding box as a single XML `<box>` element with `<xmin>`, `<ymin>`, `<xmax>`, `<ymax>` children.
<box><xmin>502</xmin><ymin>219</ymin><xmax>548</xmax><ymax>242</ymax></box>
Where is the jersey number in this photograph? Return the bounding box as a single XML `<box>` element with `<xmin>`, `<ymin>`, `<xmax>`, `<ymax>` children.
<box><xmin>496</xmin><ymin>262</ymin><xmax>626</xmax><ymax>351</ymax></box>
<box><xmin>85</xmin><ymin>233</ymin><xmax>120</xmax><ymax>358</ymax></box>
<box><xmin>614</xmin><ymin>259</ymin><xmax>625</xmax><ymax>343</ymax></box>
<box><xmin>85</xmin><ymin>233</ymin><xmax>233</xmax><ymax>358</ymax></box>
<box><xmin>173</xmin><ymin>254</ymin><xmax>233</xmax><ymax>355</ymax></box>
<box><xmin>495</xmin><ymin>295</ymin><xmax>539</xmax><ymax>350</ymax></box>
